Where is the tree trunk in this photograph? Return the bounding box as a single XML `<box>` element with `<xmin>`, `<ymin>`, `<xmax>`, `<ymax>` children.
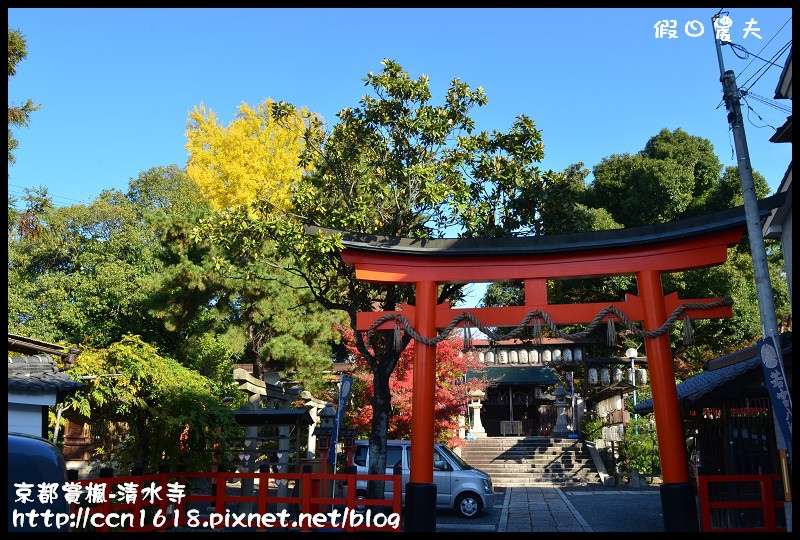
<box><xmin>246</xmin><ymin>319</ymin><xmax>262</xmax><ymax>380</ymax></box>
<box><xmin>367</xmin><ymin>361</ymin><xmax>392</xmax><ymax>500</ymax></box>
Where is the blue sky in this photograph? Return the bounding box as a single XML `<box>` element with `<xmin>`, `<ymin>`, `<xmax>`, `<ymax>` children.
<box><xmin>8</xmin><ymin>8</ymin><xmax>792</xmax><ymax>210</ymax></box>
<box><xmin>7</xmin><ymin>8</ymin><xmax>792</xmax><ymax>309</ymax></box>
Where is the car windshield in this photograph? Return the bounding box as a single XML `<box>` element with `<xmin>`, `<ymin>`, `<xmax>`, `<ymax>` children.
<box><xmin>438</xmin><ymin>445</ymin><xmax>472</xmax><ymax>470</ymax></box>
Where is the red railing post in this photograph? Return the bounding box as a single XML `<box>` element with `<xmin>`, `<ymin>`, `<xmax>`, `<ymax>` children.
<box><xmin>760</xmin><ymin>475</ymin><xmax>776</xmax><ymax>531</ymax></box>
<box><xmin>697</xmin><ymin>474</ymin><xmax>784</xmax><ymax>532</ymax></box>
<box><xmin>698</xmin><ymin>475</ymin><xmax>711</xmax><ymax>532</ymax></box>
<box><xmin>70</xmin><ymin>468</ymin><xmax>410</xmax><ymax>532</ymax></box>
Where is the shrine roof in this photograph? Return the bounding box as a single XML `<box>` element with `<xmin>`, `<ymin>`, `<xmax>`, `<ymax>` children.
<box><xmin>466</xmin><ymin>365</ymin><xmax>562</xmax><ymax>386</ymax></box>
<box><xmin>305</xmin><ymin>193</ymin><xmax>784</xmax><ymax>257</ymax></box>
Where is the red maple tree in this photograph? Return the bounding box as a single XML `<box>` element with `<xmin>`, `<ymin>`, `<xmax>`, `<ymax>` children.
<box><xmin>341</xmin><ymin>327</ymin><xmax>488</xmax><ymax>449</ymax></box>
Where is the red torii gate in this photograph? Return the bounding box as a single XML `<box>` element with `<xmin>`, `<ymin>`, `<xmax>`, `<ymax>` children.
<box><xmin>312</xmin><ymin>196</ymin><xmax>781</xmax><ymax>532</ymax></box>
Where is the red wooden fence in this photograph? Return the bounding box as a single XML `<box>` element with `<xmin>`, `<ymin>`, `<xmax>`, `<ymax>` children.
<box><xmin>697</xmin><ymin>474</ymin><xmax>785</xmax><ymax>532</ymax></box>
<box><xmin>68</xmin><ymin>470</ymin><xmax>403</xmax><ymax>532</ymax></box>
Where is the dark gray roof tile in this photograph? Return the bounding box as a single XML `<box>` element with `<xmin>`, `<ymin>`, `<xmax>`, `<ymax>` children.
<box><xmin>7</xmin><ymin>354</ymin><xmax>84</xmax><ymax>396</ymax></box>
<box><xmin>635</xmin><ymin>332</ymin><xmax>792</xmax><ymax>414</ymax></box>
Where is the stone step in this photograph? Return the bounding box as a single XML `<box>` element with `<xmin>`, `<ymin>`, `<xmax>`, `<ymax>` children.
<box><xmin>488</xmin><ymin>470</ymin><xmax>598</xmax><ymax>478</ymax></box>
<box><xmin>467</xmin><ymin>457</ymin><xmax>579</xmax><ymax>464</ymax></box>
<box><xmin>460</xmin><ymin>437</ymin><xmax>603</xmax><ymax>487</ymax></box>
<box><xmin>464</xmin><ymin>452</ymin><xmax>587</xmax><ymax>459</ymax></box>
<box><xmin>464</xmin><ymin>442</ymin><xmax>582</xmax><ymax>450</ymax></box>
<box><xmin>463</xmin><ymin>455</ymin><xmax>590</xmax><ymax>463</ymax></box>
<box><xmin>470</xmin><ymin>461</ymin><xmax>594</xmax><ymax>468</ymax></box>
<box><xmin>463</xmin><ymin>448</ymin><xmax>580</xmax><ymax>454</ymax></box>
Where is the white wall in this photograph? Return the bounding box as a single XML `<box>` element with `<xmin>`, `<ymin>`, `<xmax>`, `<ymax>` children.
<box><xmin>8</xmin><ymin>390</ymin><xmax>56</xmax><ymax>438</ymax></box>
<box><xmin>8</xmin><ymin>402</ymin><xmax>46</xmax><ymax>437</ymax></box>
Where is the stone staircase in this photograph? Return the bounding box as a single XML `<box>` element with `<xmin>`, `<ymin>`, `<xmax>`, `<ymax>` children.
<box><xmin>460</xmin><ymin>436</ymin><xmax>603</xmax><ymax>487</ymax></box>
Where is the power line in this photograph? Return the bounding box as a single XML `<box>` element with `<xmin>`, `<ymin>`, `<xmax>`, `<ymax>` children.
<box><xmin>713</xmin><ymin>10</ymin><xmax>791</xmax><ymax>129</ymax></box>
<box><xmin>742</xmin><ymin>90</ymin><xmax>792</xmax><ymax>115</ymax></box>
<box><xmin>728</xmin><ymin>11</ymin><xmax>792</xmax><ymax>88</ymax></box>
<box><xmin>8</xmin><ymin>183</ymin><xmax>93</xmax><ymax>208</ymax></box>
<box><xmin>734</xmin><ymin>41</ymin><xmax>792</xmax><ymax>92</ymax></box>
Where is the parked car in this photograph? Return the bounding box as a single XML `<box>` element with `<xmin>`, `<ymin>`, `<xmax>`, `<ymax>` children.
<box><xmin>347</xmin><ymin>439</ymin><xmax>494</xmax><ymax>518</ymax></box>
<box><xmin>8</xmin><ymin>432</ymin><xmax>71</xmax><ymax>532</ymax></box>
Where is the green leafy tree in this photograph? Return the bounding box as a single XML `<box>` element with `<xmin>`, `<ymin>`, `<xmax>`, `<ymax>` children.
<box><xmin>195</xmin><ymin>58</ymin><xmax>560</xmax><ymax>498</ymax></box>
<box><xmin>127</xmin><ymin>165</ymin><xmax>235</xmax><ymax>357</ymax></box>
<box><xmin>7</xmin><ymin>169</ymin><xmax>254</xmax><ymax>473</ymax></box>
<box><xmin>538</xmin><ymin>162</ymin><xmax>620</xmax><ymax>235</ymax></box>
<box><xmin>62</xmin><ymin>334</ymin><xmax>244</xmax><ymax>473</ymax></box>
<box><xmin>8</xmin><ymin>168</ymin><xmax>233</xmax><ymax>393</ymax></box>
<box><xmin>620</xmin><ymin>388</ymin><xmax>661</xmax><ymax>477</ymax></box>
<box><xmin>585</xmin><ymin>128</ymin><xmax>727</xmax><ymax>226</ymax></box>
<box><xmin>8</xmin><ymin>26</ymin><xmax>40</xmax><ymax>166</ymax></box>
<box><xmin>617</xmin><ymin>422</ymin><xmax>661</xmax><ymax>477</ymax></box>
<box><xmin>183</xmin><ymin>332</ymin><xmax>241</xmax><ymax>399</ymax></box>
<box><xmin>8</xmin><ymin>163</ymin><xmax>340</xmax><ymax>399</ymax></box>
<box><xmin>484</xmin><ymin>128</ymin><xmax>789</xmax><ymax>370</ymax></box>
<box><xmin>8</xmin><ymin>187</ymin><xmax>160</xmax><ymax>346</ymax></box>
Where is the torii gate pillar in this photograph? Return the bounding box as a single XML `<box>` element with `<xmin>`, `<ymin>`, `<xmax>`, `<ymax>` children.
<box><xmin>638</xmin><ymin>270</ymin><xmax>698</xmax><ymax>529</ymax></box>
<box><xmin>404</xmin><ymin>280</ymin><xmax>438</xmax><ymax>532</ymax></box>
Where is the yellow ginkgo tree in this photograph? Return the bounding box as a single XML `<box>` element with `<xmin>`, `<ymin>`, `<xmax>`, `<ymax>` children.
<box><xmin>185</xmin><ymin>99</ymin><xmax>313</xmax><ymax>213</ymax></box>
<box><xmin>184</xmin><ymin>99</ymin><xmax>343</xmax><ymax>387</ymax></box>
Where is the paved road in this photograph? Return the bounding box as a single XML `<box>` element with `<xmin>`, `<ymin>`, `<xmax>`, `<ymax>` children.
<box><xmin>562</xmin><ymin>486</ymin><xmax>664</xmax><ymax>532</ymax></box>
<box><xmin>436</xmin><ymin>485</ymin><xmax>665</xmax><ymax>533</ymax></box>
<box><xmin>435</xmin><ymin>487</ymin><xmax>506</xmax><ymax>532</ymax></box>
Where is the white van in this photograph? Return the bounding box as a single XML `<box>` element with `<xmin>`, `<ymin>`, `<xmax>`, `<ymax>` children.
<box><xmin>348</xmin><ymin>439</ymin><xmax>494</xmax><ymax>518</ymax></box>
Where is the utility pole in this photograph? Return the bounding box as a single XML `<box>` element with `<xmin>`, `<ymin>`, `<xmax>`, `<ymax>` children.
<box><xmin>711</xmin><ymin>12</ymin><xmax>792</xmax><ymax>532</ymax></box>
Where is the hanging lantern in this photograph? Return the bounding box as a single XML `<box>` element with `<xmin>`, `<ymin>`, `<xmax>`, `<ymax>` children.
<box><xmin>498</xmin><ymin>350</ymin><xmax>508</xmax><ymax>364</ymax></box>
<box><xmin>530</xmin><ymin>350</ymin><xmax>539</xmax><ymax>364</ymax></box>
<box><xmin>588</xmin><ymin>367</ymin><xmax>599</xmax><ymax>385</ymax></box>
<box><xmin>519</xmin><ymin>350</ymin><xmax>529</xmax><ymax>364</ymax></box>
<box><xmin>600</xmin><ymin>368</ymin><xmax>611</xmax><ymax>385</ymax></box>
<box><xmin>612</xmin><ymin>367</ymin><xmax>623</xmax><ymax>383</ymax></box>
<box><xmin>637</xmin><ymin>368</ymin><xmax>648</xmax><ymax>385</ymax></box>
<box><xmin>486</xmin><ymin>351</ymin><xmax>495</xmax><ymax>364</ymax></box>
<box><xmin>552</xmin><ymin>349</ymin><xmax>562</xmax><ymax>363</ymax></box>
<box><xmin>510</xmin><ymin>350</ymin><xmax>519</xmax><ymax>364</ymax></box>
<box><xmin>542</xmin><ymin>349</ymin><xmax>552</xmax><ymax>364</ymax></box>
<box><xmin>564</xmin><ymin>349</ymin><xmax>573</xmax><ymax>364</ymax></box>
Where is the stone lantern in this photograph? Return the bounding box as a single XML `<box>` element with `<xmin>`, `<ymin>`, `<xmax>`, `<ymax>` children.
<box><xmin>551</xmin><ymin>386</ymin><xmax>571</xmax><ymax>438</ymax></box>
<box><xmin>314</xmin><ymin>402</ymin><xmax>336</xmax><ymax>459</ymax></box>
<box><xmin>341</xmin><ymin>428</ymin><xmax>359</xmax><ymax>468</ymax></box>
<box><xmin>468</xmin><ymin>390</ymin><xmax>487</xmax><ymax>438</ymax></box>
<box><xmin>311</xmin><ymin>402</ymin><xmax>337</xmax><ymax>510</ymax></box>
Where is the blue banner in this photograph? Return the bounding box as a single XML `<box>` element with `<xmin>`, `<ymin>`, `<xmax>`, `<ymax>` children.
<box><xmin>327</xmin><ymin>374</ymin><xmax>353</xmax><ymax>466</ymax></box>
<box><xmin>758</xmin><ymin>335</ymin><xmax>792</xmax><ymax>463</ymax></box>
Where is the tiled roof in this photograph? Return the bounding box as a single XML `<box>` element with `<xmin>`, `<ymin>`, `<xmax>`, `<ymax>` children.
<box><xmin>7</xmin><ymin>333</ymin><xmax>83</xmax><ymax>366</ymax></box>
<box><xmin>635</xmin><ymin>356</ymin><xmax>762</xmax><ymax>415</ymax></box>
<box><xmin>635</xmin><ymin>332</ymin><xmax>792</xmax><ymax>414</ymax></box>
<box><xmin>467</xmin><ymin>366</ymin><xmax>562</xmax><ymax>386</ymax></box>
<box><xmin>7</xmin><ymin>354</ymin><xmax>84</xmax><ymax>396</ymax></box>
